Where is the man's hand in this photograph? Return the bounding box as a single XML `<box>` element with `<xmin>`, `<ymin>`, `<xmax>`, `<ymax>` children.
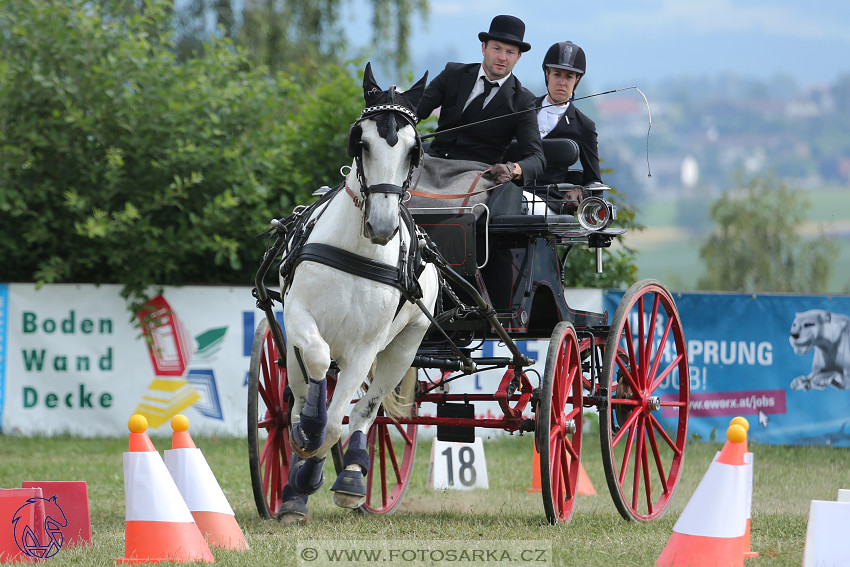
<box><xmin>484</xmin><ymin>162</ymin><xmax>516</xmax><ymax>184</ymax></box>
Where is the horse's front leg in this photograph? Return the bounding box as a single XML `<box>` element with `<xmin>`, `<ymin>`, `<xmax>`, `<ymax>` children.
<box><xmin>331</xmin><ymin>332</ymin><xmax>422</xmax><ymax>509</ymax></box>
<box><xmin>286</xmin><ymin>335</ymin><xmax>332</xmax><ymax>459</ymax></box>
<box><xmin>321</xmin><ymin>355</ymin><xmax>387</xmax><ymax>510</ymax></box>
<box><xmin>276</xmin><ymin>319</ymin><xmax>333</xmax><ymax>523</ymax></box>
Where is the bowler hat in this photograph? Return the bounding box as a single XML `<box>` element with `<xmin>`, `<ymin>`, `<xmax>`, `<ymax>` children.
<box><xmin>478</xmin><ymin>15</ymin><xmax>531</xmax><ymax>53</ymax></box>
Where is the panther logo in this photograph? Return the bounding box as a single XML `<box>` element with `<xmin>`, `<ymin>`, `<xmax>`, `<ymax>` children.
<box><xmin>788</xmin><ymin>309</ymin><xmax>850</xmax><ymax>391</ymax></box>
<box><xmin>12</xmin><ymin>495</ymin><xmax>67</xmax><ymax>559</ymax></box>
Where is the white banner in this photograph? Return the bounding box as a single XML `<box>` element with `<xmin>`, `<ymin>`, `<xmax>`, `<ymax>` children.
<box><xmin>2</xmin><ymin>283</ymin><xmax>257</xmax><ymax>436</ymax></box>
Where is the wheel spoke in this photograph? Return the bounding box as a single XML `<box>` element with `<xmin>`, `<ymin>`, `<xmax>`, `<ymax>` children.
<box><xmin>617</xmin><ymin>421</ymin><xmax>637</xmax><ymax>485</ymax></box>
<box><xmin>631</xmin><ymin>415</ymin><xmax>646</xmax><ymax>511</ymax></box>
<box><xmin>366</xmin><ymin>432</ymin><xmax>377</xmax><ymax>504</ymax></box>
<box><xmin>645</xmin><ymin>310</ymin><xmax>674</xmax><ymax>388</ymax></box>
<box><xmin>393</xmin><ymin>420</ymin><xmax>414</xmax><ymax>446</ymax></box>
<box><xmin>558</xmin><ymin>441</ymin><xmax>573</xmax><ymax>503</ymax></box>
<box><xmin>649</xmin><ymin>355</ymin><xmax>684</xmax><ymax>393</ymax></box>
<box><xmin>264</xmin><ymin>335</ymin><xmax>280</xmax><ymax>402</ymax></box>
<box><xmin>641</xmin><ymin>420</ymin><xmax>654</xmax><ymax>515</ymax></box>
<box><xmin>648</xmin><ymin>412</ymin><xmax>681</xmax><ymax>455</ymax></box>
<box><xmin>643</xmin><ymin>295</ymin><xmax>660</xmax><ymax>376</ymax></box>
<box><xmin>384</xmin><ymin>430</ymin><xmax>403</xmax><ymax>484</ymax></box>
<box><xmin>646</xmin><ymin>418</ymin><xmax>671</xmax><ymax>495</ymax></box>
<box><xmin>610</xmin><ymin>399</ymin><xmax>640</xmax><ymax>446</ymax></box>
<box><xmin>378</xmin><ymin>427</ymin><xmax>388</xmax><ymax>506</ymax></box>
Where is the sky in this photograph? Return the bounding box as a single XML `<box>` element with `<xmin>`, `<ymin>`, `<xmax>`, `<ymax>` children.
<box><xmin>344</xmin><ymin>0</ymin><xmax>850</xmax><ymax>93</ymax></box>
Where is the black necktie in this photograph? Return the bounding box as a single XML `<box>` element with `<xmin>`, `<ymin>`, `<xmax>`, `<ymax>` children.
<box><xmin>462</xmin><ymin>77</ymin><xmax>498</xmax><ymax>121</ymax></box>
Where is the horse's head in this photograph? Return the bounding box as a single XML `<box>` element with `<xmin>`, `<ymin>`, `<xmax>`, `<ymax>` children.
<box><xmin>347</xmin><ymin>62</ymin><xmax>428</xmax><ymax>245</ymax></box>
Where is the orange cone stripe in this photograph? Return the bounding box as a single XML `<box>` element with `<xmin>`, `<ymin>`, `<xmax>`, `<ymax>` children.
<box><xmin>128</xmin><ymin>432</ymin><xmax>156</xmax><ymax>453</ymax></box>
<box><xmin>656</xmin><ymin>532</ymin><xmax>747</xmax><ymax>567</ymax></box>
<box><xmin>118</xmin><ymin>520</ymin><xmax>214</xmax><ymax>563</ymax></box>
<box><xmin>171</xmin><ymin>430</ymin><xmax>196</xmax><ymax>450</ymax></box>
<box><xmin>193</xmin><ymin>511</ymin><xmax>249</xmax><ymax>550</ymax></box>
<box><xmin>716</xmin><ymin>440</ymin><xmax>746</xmax><ymax>466</ymax></box>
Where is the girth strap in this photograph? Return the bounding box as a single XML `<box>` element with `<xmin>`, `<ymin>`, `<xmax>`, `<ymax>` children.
<box><xmin>291</xmin><ymin>242</ymin><xmax>409</xmax><ymax>295</ymax></box>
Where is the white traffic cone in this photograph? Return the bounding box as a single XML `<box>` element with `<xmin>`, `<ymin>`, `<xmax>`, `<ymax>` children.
<box><xmin>117</xmin><ymin>414</ymin><xmax>214</xmax><ymax>564</ymax></box>
<box><xmin>803</xmin><ymin>497</ymin><xmax>850</xmax><ymax>565</ymax></box>
<box><xmin>164</xmin><ymin>415</ymin><xmax>248</xmax><ymax>551</ymax></box>
<box><xmin>655</xmin><ymin>422</ymin><xmax>750</xmax><ymax>567</ymax></box>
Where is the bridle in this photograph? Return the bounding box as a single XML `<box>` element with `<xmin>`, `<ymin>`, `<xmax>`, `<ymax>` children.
<box><xmin>346</xmin><ymin>86</ymin><xmax>424</xmax><ymax>204</ymax></box>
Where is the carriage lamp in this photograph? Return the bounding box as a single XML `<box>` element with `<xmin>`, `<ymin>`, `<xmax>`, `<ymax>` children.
<box><xmin>576</xmin><ymin>196</ymin><xmax>615</xmax><ymax>231</ymax></box>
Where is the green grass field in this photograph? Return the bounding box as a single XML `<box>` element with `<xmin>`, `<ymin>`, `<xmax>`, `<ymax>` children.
<box><xmin>0</xmin><ymin>430</ymin><xmax>841</xmax><ymax>566</ymax></box>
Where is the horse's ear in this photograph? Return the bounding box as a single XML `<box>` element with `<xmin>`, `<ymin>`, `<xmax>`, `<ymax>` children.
<box><xmin>401</xmin><ymin>71</ymin><xmax>428</xmax><ymax>109</ymax></box>
<box><xmin>363</xmin><ymin>62</ymin><xmax>382</xmax><ymax>104</ymax></box>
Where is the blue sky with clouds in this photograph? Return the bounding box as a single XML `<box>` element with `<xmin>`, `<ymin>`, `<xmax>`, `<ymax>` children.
<box><xmin>345</xmin><ymin>0</ymin><xmax>850</xmax><ymax>91</ymax></box>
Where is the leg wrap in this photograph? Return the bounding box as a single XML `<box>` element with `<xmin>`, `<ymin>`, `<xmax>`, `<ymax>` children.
<box><xmin>289</xmin><ymin>453</ymin><xmax>326</xmax><ymax>495</ymax></box>
<box><xmin>342</xmin><ymin>430</ymin><xmax>370</xmax><ymax>475</ymax></box>
<box><xmin>292</xmin><ymin>378</ymin><xmax>327</xmax><ymax>452</ymax></box>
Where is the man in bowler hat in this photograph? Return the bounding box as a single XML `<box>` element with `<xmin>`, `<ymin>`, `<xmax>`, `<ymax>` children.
<box><xmin>416</xmin><ymin>14</ymin><xmax>545</xmax><ymax>215</ymax></box>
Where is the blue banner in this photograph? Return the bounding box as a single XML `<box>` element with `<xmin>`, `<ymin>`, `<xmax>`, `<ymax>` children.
<box><xmin>603</xmin><ymin>289</ymin><xmax>850</xmax><ymax>447</ymax></box>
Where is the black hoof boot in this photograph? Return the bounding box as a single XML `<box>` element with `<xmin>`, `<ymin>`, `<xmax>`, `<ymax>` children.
<box><xmin>277</xmin><ymin>484</ymin><xmax>310</xmax><ymax>524</ymax></box>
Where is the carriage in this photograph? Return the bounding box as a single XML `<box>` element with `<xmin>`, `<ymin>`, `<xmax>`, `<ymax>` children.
<box><xmin>246</xmin><ymin>69</ymin><xmax>689</xmax><ymax>525</ymax></box>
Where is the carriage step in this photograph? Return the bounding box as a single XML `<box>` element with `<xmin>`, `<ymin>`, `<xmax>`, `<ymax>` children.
<box><xmin>437</xmin><ymin>402</ymin><xmax>475</xmax><ymax>443</ymax></box>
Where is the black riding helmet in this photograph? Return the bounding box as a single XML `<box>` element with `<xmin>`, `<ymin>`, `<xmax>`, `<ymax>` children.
<box><xmin>542</xmin><ymin>41</ymin><xmax>586</xmax><ymax>75</ymax></box>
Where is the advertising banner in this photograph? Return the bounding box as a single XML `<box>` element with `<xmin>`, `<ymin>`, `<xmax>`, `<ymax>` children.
<box><xmin>604</xmin><ymin>290</ymin><xmax>850</xmax><ymax>446</ymax></box>
<box><xmin>2</xmin><ymin>284</ymin><xmax>254</xmax><ymax>436</ymax></box>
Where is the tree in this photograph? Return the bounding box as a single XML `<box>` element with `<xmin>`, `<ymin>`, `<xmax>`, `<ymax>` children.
<box><xmin>697</xmin><ymin>171</ymin><xmax>838</xmax><ymax>292</ymax></box>
<box><xmin>0</xmin><ymin>0</ymin><xmax>364</xmax><ymax>307</ymax></box>
<box><xmin>174</xmin><ymin>0</ymin><xmax>428</xmax><ymax>77</ymax></box>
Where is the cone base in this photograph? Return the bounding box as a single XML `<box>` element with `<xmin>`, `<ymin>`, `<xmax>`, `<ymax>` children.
<box><xmin>117</xmin><ymin>520</ymin><xmax>214</xmax><ymax>564</ymax></box>
<box><xmin>193</xmin><ymin>511</ymin><xmax>249</xmax><ymax>550</ymax></box>
<box><xmin>656</xmin><ymin>531</ymin><xmax>747</xmax><ymax>567</ymax></box>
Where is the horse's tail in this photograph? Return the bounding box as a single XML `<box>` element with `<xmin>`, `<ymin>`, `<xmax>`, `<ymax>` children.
<box><xmin>381</xmin><ymin>367</ymin><xmax>417</xmax><ymax>419</ymax></box>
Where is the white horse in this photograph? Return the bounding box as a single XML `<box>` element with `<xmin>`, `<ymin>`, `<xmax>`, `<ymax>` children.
<box><xmin>276</xmin><ymin>63</ymin><xmax>437</xmax><ymax>522</ymax></box>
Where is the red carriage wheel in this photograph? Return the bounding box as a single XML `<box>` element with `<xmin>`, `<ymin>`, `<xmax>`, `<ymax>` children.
<box><xmin>599</xmin><ymin>279</ymin><xmax>689</xmax><ymax>522</ymax></box>
<box><xmin>537</xmin><ymin>321</ymin><xmax>584</xmax><ymax>524</ymax></box>
<box><xmin>351</xmin><ymin>394</ymin><xmax>418</xmax><ymax>515</ymax></box>
<box><xmin>247</xmin><ymin>317</ymin><xmax>290</xmax><ymax>518</ymax></box>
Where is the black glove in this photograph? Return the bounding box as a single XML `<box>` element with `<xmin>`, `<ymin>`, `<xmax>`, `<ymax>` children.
<box><xmin>484</xmin><ymin>162</ymin><xmax>515</xmax><ymax>184</ymax></box>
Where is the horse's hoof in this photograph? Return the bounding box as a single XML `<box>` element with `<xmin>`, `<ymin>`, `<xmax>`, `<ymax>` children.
<box><xmin>333</xmin><ymin>491</ymin><xmax>366</xmax><ymax>509</ymax></box>
<box><xmin>276</xmin><ymin>508</ymin><xmax>310</xmax><ymax>525</ymax></box>
<box><xmin>330</xmin><ymin>467</ymin><xmax>367</xmax><ymax>509</ymax></box>
<box><xmin>291</xmin><ymin>423</ymin><xmax>324</xmax><ymax>458</ymax></box>
<box><xmin>278</xmin><ymin>485</ymin><xmax>310</xmax><ymax>523</ymax></box>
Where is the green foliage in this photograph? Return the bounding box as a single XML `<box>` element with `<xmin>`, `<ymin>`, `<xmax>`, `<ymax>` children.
<box><xmin>697</xmin><ymin>170</ymin><xmax>839</xmax><ymax>292</ymax></box>
<box><xmin>0</xmin><ymin>0</ymin><xmax>361</xmax><ymax>306</ymax></box>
